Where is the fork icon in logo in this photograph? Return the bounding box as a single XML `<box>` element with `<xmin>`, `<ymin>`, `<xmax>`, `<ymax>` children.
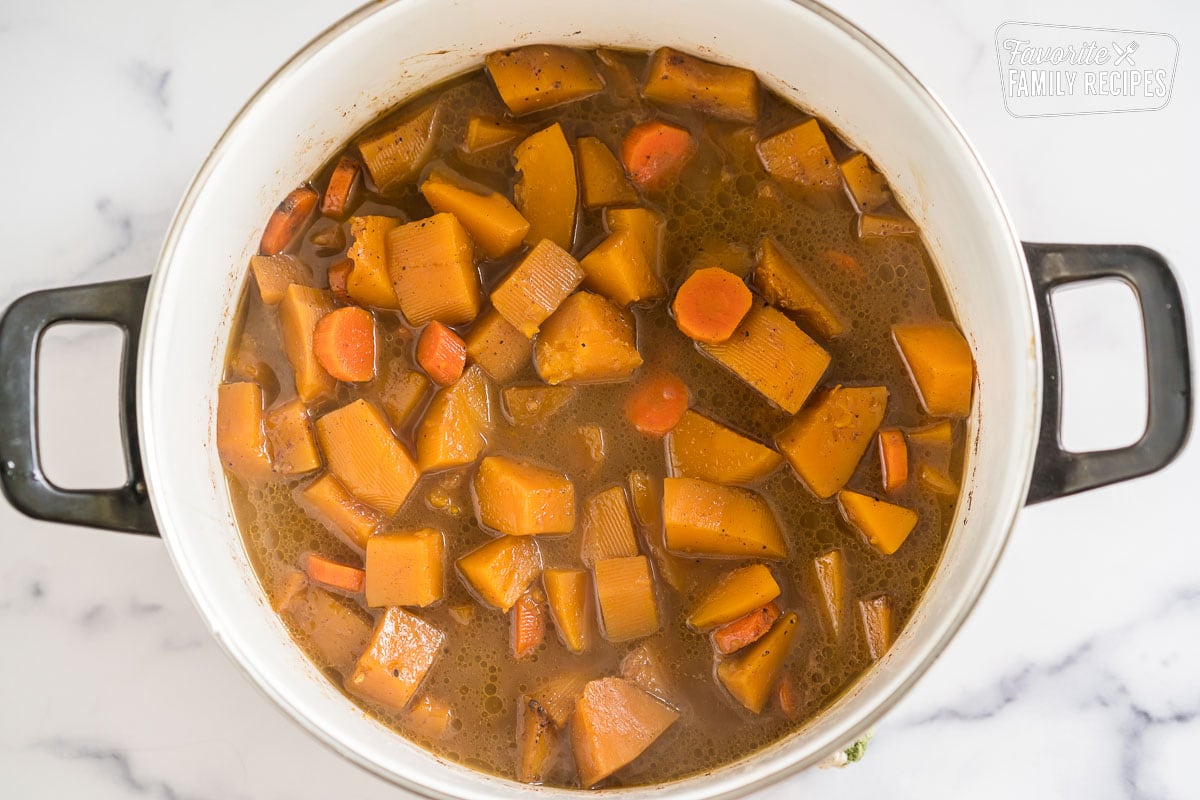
<box><xmin>1112</xmin><ymin>40</ymin><xmax>1139</xmax><ymax>67</ymax></box>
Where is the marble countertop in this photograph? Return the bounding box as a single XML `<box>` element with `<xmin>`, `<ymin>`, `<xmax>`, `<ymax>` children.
<box><xmin>1</xmin><ymin>0</ymin><xmax>1196</xmax><ymax>797</ymax></box>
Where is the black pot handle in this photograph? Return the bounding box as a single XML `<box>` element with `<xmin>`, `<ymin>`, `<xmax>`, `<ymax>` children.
<box><xmin>1024</xmin><ymin>243</ymin><xmax>1192</xmax><ymax>504</ymax></box>
<box><xmin>0</xmin><ymin>276</ymin><xmax>158</xmax><ymax>534</ymax></box>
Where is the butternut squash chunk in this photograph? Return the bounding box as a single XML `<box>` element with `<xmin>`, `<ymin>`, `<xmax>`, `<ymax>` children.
<box><xmin>757</xmin><ymin>119</ymin><xmax>840</xmax><ymax>190</ymax></box>
<box><xmin>357</xmin><ymin>102</ymin><xmax>441</xmax><ymax>195</ymax></box>
<box><xmin>753</xmin><ymin>238</ymin><xmax>845</xmax><ymax>339</ymax></box>
<box><xmin>490</xmin><ymin>239</ymin><xmax>584</xmax><ymax>338</ymax></box>
<box><xmin>516</xmin><ymin>694</ymin><xmax>559</xmax><ymax>784</ymax></box>
<box><xmin>839</xmin><ymin>153</ymin><xmax>891</xmax><ymax>212</ymax></box>
<box><xmin>604</xmin><ymin>207</ymin><xmax>664</xmax><ymax>277</ymax></box>
<box><xmin>280</xmin><ymin>582</ymin><xmax>373</xmax><ymax>676</ymax></box>
<box><xmin>514</xmin><ymin>123</ymin><xmax>578</xmax><ymax>249</ymax></box>
<box><xmin>542</xmin><ymin>568</ymin><xmax>592</xmax><ymax>653</ymax></box>
<box><xmin>278</xmin><ymin>285</ymin><xmax>336</xmax><ymax>403</ymax></box>
<box><xmin>716</xmin><ymin>612</ymin><xmax>799</xmax><ymax>713</ymax></box>
<box><xmin>346</xmin><ymin>607</ymin><xmax>444</xmax><ymax>712</ymax></box>
<box><xmin>627</xmin><ymin>469</ymin><xmax>661</xmax><ymax>530</ymax></box>
<box><xmin>619</xmin><ymin>642</ymin><xmax>678</xmax><ymax>706</ymax></box>
<box><xmin>464</xmin><ymin>308</ymin><xmax>532</xmax><ymax>382</ymax></box>
<box><xmin>860</xmin><ymin>212</ymin><xmax>919</xmax><ymax>238</ymax></box>
<box><xmin>813</xmin><ymin>549</ymin><xmax>846</xmax><ymax>636</ymax></box>
<box><xmin>347</xmin><ymin>215</ymin><xmax>402</xmax><ymax>309</ymax></box>
<box><xmin>473</xmin><ymin>455</ymin><xmax>574</xmax><ymax>536</ymax></box>
<box><xmin>485</xmin><ymin>45</ymin><xmax>604</xmax><ymax>116</ymax></box>
<box><xmin>662</xmin><ymin>477</ymin><xmax>786</xmax><ymax>559</ymax></box>
<box><xmin>456</xmin><ymin>535</ymin><xmax>542</xmax><ymax>611</ymax></box>
<box><xmin>627</xmin><ymin>470</ymin><xmax>695</xmax><ymax>593</ymax></box>
<box><xmin>464</xmin><ymin>116</ymin><xmax>523</xmax><ymax>152</ymax></box>
<box><xmin>699</xmin><ymin>304</ymin><xmax>830</xmax><ymax>413</ymax></box>
<box><xmin>687</xmin><ymin>563</ymin><xmax>781</xmax><ymax>630</ymax></box>
<box><xmin>579</xmin><ymin>230</ymin><xmax>665</xmax><ymax>306</ymax></box>
<box><xmin>666</xmin><ymin>410</ymin><xmax>782</xmax><ymax>485</ymax></box>
<box><xmin>501</xmin><ymin>385</ymin><xmax>575</xmax><ymax>427</ymax></box>
<box><xmin>250</xmin><ymin>254</ymin><xmax>311</xmax><ymax>304</ymax></box>
<box><xmin>919</xmin><ymin>464</ymin><xmax>959</xmax><ymax>495</ymax></box>
<box><xmin>532</xmin><ymin>671</ymin><xmax>589</xmax><ymax>727</ymax></box>
<box><xmin>511</xmin><ymin>587</ymin><xmax>547</xmax><ymax>659</ymax></box>
<box><xmin>534</xmin><ymin>292</ymin><xmax>643</xmax><ymax>385</ymax></box>
<box><xmin>420</xmin><ymin>170</ymin><xmax>530</xmax><ymax>259</ymax></box>
<box><xmin>376</xmin><ymin>363</ymin><xmax>430</xmax><ymax>430</ymax></box>
<box><xmin>837</xmin><ymin>490</ymin><xmax>918</xmax><ymax>556</ymax></box>
<box><xmin>364</xmin><ymin>528</ymin><xmax>445</xmax><ymax>608</ymax></box>
<box><xmin>892</xmin><ymin>323</ymin><xmax>974</xmax><ymax>417</ymax></box>
<box><xmin>216</xmin><ymin>382</ymin><xmax>273</xmax><ymax>481</ymax></box>
<box><xmin>594</xmin><ymin>555</ymin><xmax>660</xmax><ymax>642</ymax></box>
<box><xmin>577</xmin><ymin>136</ymin><xmax>637</xmax><ymax>208</ymax></box>
<box><xmin>315</xmin><ymin>399</ymin><xmax>420</xmax><ymax>515</ymax></box>
<box><xmin>264</xmin><ymin>398</ymin><xmax>320</xmax><ymax>477</ymax></box>
<box><xmin>643</xmin><ymin>47</ymin><xmax>760</xmax><ymax>123</ymax></box>
<box><xmin>712</xmin><ymin>600</ymin><xmax>782</xmax><ymax>655</ymax></box>
<box><xmin>295</xmin><ymin>473</ymin><xmax>381</xmax><ymax>552</ymax></box>
<box><xmin>859</xmin><ymin>594</ymin><xmax>894</xmax><ymax>660</ymax></box>
<box><xmin>387</xmin><ymin>213</ymin><xmax>482</xmax><ymax>326</ymax></box>
<box><xmin>415</xmin><ymin>365</ymin><xmax>493</xmax><ymax>473</ymax></box>
<box><xmin>571</xmin><ymin>677</ymin><xmax>679</xmax><ymax>787</ymax></box>
<box><xmin>686</xmin><ymin>237</ymin><xmax>754</xmax><ymax>278</ymax></box>
<box><xmin>579</xmin><ymin>486</ymin><xmax>639</xmax><ymax>567</ymax></box>
<box><xmin>774</xmin><ymin>385</ymin><xmax>889</xmax><ymax>498</ymax></box>
<box><xmin>907</xmin><ymin>420</ymin><xmax>954</xmax><ymax>447</ymax></box>
<box><xmin>405</xmin><ymin>694</ymin><xmax>454</xmax><ymax>741</ymax></box>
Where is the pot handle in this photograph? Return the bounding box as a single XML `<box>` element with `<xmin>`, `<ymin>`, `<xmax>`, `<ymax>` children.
<box><xmin>1023</xmin><ymin>243</ymin><xmax>1192</xmax><ymax>504</ymax></box>
<box><xmin>0</xmin><ymin>276</ymin><xmax>158</xmax><ymax>534</ymax></box>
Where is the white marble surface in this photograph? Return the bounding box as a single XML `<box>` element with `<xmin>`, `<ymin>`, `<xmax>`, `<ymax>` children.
<box><xmin>1</xmin><ymin>0</ymin><xmax>1197</xmax><ymax>797</ymax></box>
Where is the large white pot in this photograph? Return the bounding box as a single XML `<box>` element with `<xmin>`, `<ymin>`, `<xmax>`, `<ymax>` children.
<box><xmin>0</xmin><ymin>0</ymin><xmax>1190</xmax><ymax>797</ymax></box>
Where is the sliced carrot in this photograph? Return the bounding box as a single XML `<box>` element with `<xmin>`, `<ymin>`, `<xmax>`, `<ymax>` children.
<box><xmin>313</xmin><ymin>306</ymin><xmax>377</xmax><ymax>382</ymax></box>
<box><xmin>712</xmin><ymin>600</ymin><xmax>781</xmax><ymax>655</ymax></box>
<box><xmin>620</xmin><ymin>121</ymin><xmax>697</xmax><ymax>191</ymax></box>
<box><xmin>416</xmin><ymin>321</ymin><xmax>467</xmax><ymax>386</ymax></box>
<box><xmin>819</xmin><ymin>249</ymin><xmax>862</xmax><ymax>278</ymax></box>
<box><xmin>776</xmin><ymin>672</ymin><xmax>802</xmax><ymax>720</ymax></box>
<box><xmin>511</xmin><ymin>589</ymin><xmax>547</xmax><ymax>659</ymax></box>
<box><xmin>672</xmin><ymin>267</ymin><xmax>753</xmax><ymax>344</ymax></box>
<box><xmin>321</xmin><ymin>155</ymin><xmax>361</xmax><ymax>219</ymax></box>
<box><xmin>624</xmin><ymin>371</ymin><xmax>689</xmax><ymax>436</ymax></box>
<box><xmin>305</xmin><ymin>553</ymin><xmax>365</xmax><ymax>594</ymax></box>
<box><xmin>260</xmin><ymin>186</ymin><xmax>319</xmax><ymax>255</ymax></box>
<box><xmin>878</xmin><ymin>428</ymin><xmax>908</xmax><ymax>494</ymax></box>
<box><xmin>327</xmin><ymin>258</ymin><xmax>353</xmax><ymax>304</ymax></box>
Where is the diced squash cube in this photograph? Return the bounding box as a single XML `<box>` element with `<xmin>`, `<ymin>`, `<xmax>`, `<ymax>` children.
<box><xmin>347</xmin><ymin>216</ymin><xmax>402</xmax><ymax>309</ymax></box>
<box><xmin>295</xmin><ymin>473</ymin><xmax>382</xmax><ymax>552</ymax></box>
<box><xmin>919</xmin><ymin>464</ymin><xmax>959</xmax><ymax>495</ymax></box>
<box><xmin>775</xmin><ymin>385</ymin><xmax>889</xmax><ymax>498</ymax></box>
<box><xmin>571</xmin><ymin>677</ymin><xmax>679</xmax><ymax>787</ymax></box>
<box><xmin>345</xmin><ymin>607</ymin><xmax>444</xmax><ymax>712</ymax></box>
<box><xmin>405</xmin><ymin>694</ymin><xmax>454</xmax><ymax>740</ymax></box>
<box><xmin>279</xmin><ymin>285</ymin><xmax>336</xmax><ymax>403</ymax></box>
<box><xmin>716</xmin><ymin>612</ymin><xmax>799</xmax><ymax>713</ymax></box>
<box><xmin>485</xmin><ymin>45</ymin><xmax>604</xmax><ymax>116</ymax></box>
<box><xmin>570</xmin><ymin>424</ymin><xmax>606</xmax><ymax>479</ymax></box>
<box><xmin>280</xmin><ymin>582</ymin><xmax>373</xmax><ymax>676</ymax></box>
<box><xmin>666</xmin><ymin>410</ymin><xmax>782</xmax><ymax>485</ymax></box>
<box><xmin>605</xmin><ymin>207</ymin><xmax>665</xmax><ymax>278</ymax></box>
<box><xmin>514</xmin><ymin>123</ymin><xmax>578</xmax><ymax>249</ymax></box>
<box><xmin>364</xmin><ymin>528</ymin><xmax>445</xmax><ymax>608</ymax></box>
<box><xmin>315</xmin><ymin>399</ymin><xmax>420</xmax><ymax>515</ymax></box>
<box><xmin>754</xmin><ymin>238</ymin><xmax>845</xmax><ymax>339</ymax></box>
<box><xmin>627</xmin><ymin>469</ymin><xmax>661</xmax><ymax>530</ymax></box>
<box><xmin>534</xmin><ymin>292</ymin><xmax>643</xmax><ymax>385</ymax></box>
<box><xmin>420</xmin><ymin>170</ymin><xmax>530</xmax><ymax>259</ymax></box>
<box><xmin>699</xmin><ymin>304</ymin><xmax>830</xmax><ymax>413</ymax></box>
<box><xmin>464</xmin><ymin>308</ymin><xmax>532</xmax><ymax>382</ymax></box>
<box><xmin>577</xmin><ymin>136</ymin><xmax>637</xmax><ymax>208</ymax></box>
<box><xmin>579</xmin><ymin>230</ymin><xmax>665</xmax><ymax>306</ymax></box>
<box><xmin>532</xmin><ymin>671</ymin><xmax>589</xmax><ymax>727</ymax></box>
<box><xmin>813</xmin><ymin>549</ymin><xmax>847</xmax><ymax>637</ymax></box>
<box><xmin>579</xmin><ymin>486</ymin><xmax>639</xmax><ymax>567</ymax></box>
<box><xmin>712</xmin><ymin>600</ymin><xmax>782</xmax><ymax>655</ymax></box>
<box><xmin>216</xmin><ymin>382</ymin><xmax>273</xmax><ymax>481</ymax></box>
<box><xmin>456</xmin><ymin>535</ymin><xmax>542</xmax><ymax>611</ymax></box>
<box><xmin>542</xmin><ymin>568</ymin><xmax>592</xmax><ymax>653</ymax></box>
<box><xmin>376</xmin><ymin>362</ymin><xmax>430</xmax><ymax>430</ymax></box>
<box><xmin>643</xmin><ymin>47</ymin><xmax>760</xmax><ymax>123</ymax></box>
<box><xmin>860</xmin><ymin>594</ymin><xmax>894</xmax><ymax>660</ymax></box>
<box><xmin>501</xmin><ymin>385</ymin><xmax>575</xmax><ymax>427</ymax></box>
<box><xmin>264</xmin><ymin>399</ymin><xmax>321</xmax><ymax>476</ymax></box>
<box><xmin>859</xmin><ymin>212</ymin><xmax>919</xmax><ymax>238</ymax></box>
<box><xmin>627</xmin><ymin>470</ymin><xmax>695</xmax><ymax>593</ymax></box>
<box><xmin>386</xmin><ymin>213</ymin><xmax>482</xmax><ymax>326</ymax></box>
<box><xmin>357</xmin><ymin>102</ymin><xmax>441</xmax><ymax>195</ymax></box>
<box><xmin>837</xmin><ymin>490</ymin><xmax>918</xmax><ymax>555</ymax></box>
<box><xmin>250</xmin><ymin>254</ymin><xmax>311</xmax><ymax>304</ymax></box>
<box><xmin>490</xmin><ymin>238</ymin><xmax>584</xmax><ymax>338</ymax></box>
<box><xmin>620</xmin><ymin>642</ymin><xmax>677</xmax><ymax>706</ymax></box>
<box><xmin>757</xmin><ymin>119</ymin><xmax>840</xmax><ymax>190</ymax></box>
<box><xmin>464</xmin><ymin>116</ymin><xmax>523</xmax><ymax>152</ymax></box>
<box><xmin>840</xmin><ymin>152</ymin><xmax>891</xmax><ymax>212</ymax></box>
<box><xmin>473</xmin><ymin>455</ymin><xmax>574</xmax><ymax>536</ymax></box>
<box><xmin>688</xmin><ymin>564</ymin><xmax>781</xmax><ymax>630</ymax></box>
<box><xmin>516</xmin><ymin>694</ymin><xmax>559</xmax><ymax>784</ymax></box>
<box><xmin>594</xmin><ymin>555</ymin><xmax>660</xmax><ymax>642</ymax></box>
<box><xmin>662</xmin><ymin>477</ymin><xmax>786</xmax><ymax>559</ymax></box>
<box><xmin>892</xmin><ymin>323</ymin><xmax>974</xmax><ymax>417</ymax></box>
<box><xmin>415</xmin><ymin>365</ymin><xmax>493</xmax><ymax>473</ymax></box>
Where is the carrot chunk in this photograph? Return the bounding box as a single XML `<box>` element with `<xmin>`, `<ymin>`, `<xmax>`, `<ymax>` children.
<box><xmin>711</xmin><ymin>600</ymin><xmax>782</xmax><ymax>655</ymax></box>
<box><xmin>260</xmin><ymin>186</ymin><xmax>318</xmax><ymax>255</ymax></box>
<box><xmin>312</xmin><ymin>306</ymin><xmax>377</xmax><ymax>383</ymax></box>
<box><xmin>624</xmin><ymin>371</ymin><xmax>689</xmax><ymax>436</ymax></box>
<box><xmin>671</xmin><ymin>267</ymin><xmax>752</xmax><ymax>344</ymax></box>
<box><xmin>321</xmin><ymin>154</ymin><xmax>361</xmax><ymax>219</ymax></box>
<box><xmin>416</xmin><ymin>321</ymin><xmax>467</xmax><ymax>386</ymax></box>
<box><xmin>326</xmin><ymin>258</ymin><xmax>353</xmax><ymax>304</ymax></box>
<box><xmin>878</xmin><ymin>428</ymin><xmax>908</xmax><ymax>493</ymax></box>
<box><xmin>620</xmin><ymin>121</ymin><xmax>697</xmax><ymax>191</ymax></box>
<box><xmin>304</xmin><ymin>553</ymin><xmax>365</xmax><ymax>594</ymax></box>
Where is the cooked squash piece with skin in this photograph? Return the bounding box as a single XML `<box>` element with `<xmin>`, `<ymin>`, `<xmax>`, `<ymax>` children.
<box><xmin>920</xmin><ymin>464</ymin><xmax>959</xmax><ymax>495</ymax></box>
<box><xmin>511</xmin><ymin>587</ymin><xmax>547</xmax><ymax>659</ymax></box>
<box><xmin>456</xmin><ymin>535</ymin><xmax>542</xmax><ymax>611</ymax></box>
<box><xmin>406</xmin><ymin>694</ymin><xmax>454</xmax><ymax>741</ymax></box>
<box><xmin>542</xmin><ymin>568</ymin><xmax>592</xmax><ymax>653</ymax></box>
<box><xmin>907</xmin><ymin>420</ymin><xmax>954</xmax><ymax>447</ymax></box>
<box><xmin>878</xmin><ymin>428</ymin><xmax>908</xmax><ymax>494</ymax></box>
<box><xmin>580</xmin><ymin>230</ymin><xmax>665</xmax><ymax>306</ymax></box>
<box><xmin>358</xmin><ymin>102</ymin><xmax>441</xmax><ymax>195</ymax></box>
<box><xmin>534</xmin><ymin>292</ymin><xmax>643</xmax><ymax>385</ymax></box>
<box><xmin>579</xmin><ymin>486</ymin><xmax>639</xmax><ymax>567</ymax></box>
<box><xmin>688</xmin><ymin>564</ymin><xmax>781</xmax><ymax>630</ymax></box>
<box><xmin>295</xmin><ymin>473</ymin><xmax>381</xmax><ymax>552</ymax></box>
<box><xmin>490</xmin><ymin>239</ymin><xmax>585</xmax><ymax>338</ymax></box>
<box><xmin>376</xmin><ymin>363</ymin><xmax>430</xmax><ymax>430</ymax></box>
<box><xmin>620</xmin><ymin>641</ymin><xmax>678</xmax><ymax>706</ymax></box>
<box><xmin>464</xmin><ymin>308</ymin><xmax>532</xmax><ymax>382</ymax></box>
<box><xmin>346</xmin><ymin>607</ymin><xmax>444</xmax><ymax>712</ymax></box>
<box><xmin>415</xmin><ymin>365</ymin><xmax>493</xmax><ymax>473</ymax></box>
<box><xmin>315</xmin><ymin>399</ymin><xmax>420</xmax><ymax>515</ymax></box>
<box><xmin>838</xmin><ymin>490</ymin><xmax>918</xmax><ymax>556</ymax></box>
<box><xmin>532</xmin><ymin>671</ymin><xmax>589</xmax><ymax>728</ymax></box>
<box><xmin>775</xmin><ymin>385</ymin><xmax>889</xmax><ymax>499</ymax></box>
<box><xmin>643</xmin><ymin>47</ymin><xmax>760</xmax><ymax>123</ymax></box>
<box><xmin>594</xmin><ymin>556</ymin><xmax>660</xmax><ymax>642</ymax></box>
<box><xmin>216</xmin><ymin>382</ymin><xmax>273</xmax><ymax>481</ymax></box>
<box><xmin>514</xmin><ymin>123</ymin><xmax>578</xmax><ymax>249</ymax></box>
<box><xmin>754</xmin><ymin>238</ymin><xmax>845</xmax><ymax>339</ymax></box>
<box><xmin>712</xmin><ymin>600</ymin><xmax>782</xmax><ymax>655</ymax></box>
<box><xmin>699</xmin><ymin>304</ymin><xmax>830</xmax><ymax>414</ymax></box>
<box><xmin>516</xmin><ymin>695</ymin><xmax>559</xmax><ymax>783</ymax></box>
<box><xmin>278</xmin><ymin>285</ymin><xmax>336</xmax><ymax>403</ymax></box>
<box><xmin>840</xmin><ymin>153</ymin><xmax>891</xmax><ymax>212</ymax></box>
<box><xmin>716</xmin><ymin>612</ymin><xmax>799</xmax><ymax>713</ymax></box>
<box><xmin>250</xmin><ymin>254</ymin><xmax>311</xmax><ymax>305</ymax></box>
<box><xmin>666</xmin><ymin>410</ymin><xmax>783</xmax><ymax>485</ymax></box>
<box><xmin>364</xmin><ymin>528</ymin><xmax>445</xmax><ymax>608</ymax></box>
<box><xmin>892</xmin><ymin>323</ymin><xmax>974</xmax><ymax>417</ymax></box>
<box><xmin>813</xmin><ymin>549</ymin><xmax>846</xmax><ymax>636</ymax></box>
<box><xmin>347</xmin><ymin>216</ymin><xmax>402</xmax><ymax>309</ymax></box>
<box><xmin>501</xmin><ymin>385</ymin><xmax>575</xmax><ymax>427</ymax></box>
<box><xmin>572</xmin><ymin>677</ymin><xmax>680</xmax><ymax>788</ymax></box>
<box><xmin>860</xmin><ymin>212</ymin><xmax>919</xmax><ymax>238</ymax></box>
<box><xmin>264</xmin><ymin>399</ymin><xmax>321</xmax><ymax>477</ymax></box>
<box><xmin>860</xmin><ymin>594</ymin><xmax>894</xmax><ymax>660</ymax></box>
<box><xmin>485</xmin><ymin>45</ymin><xmax>604</xmax><ymax>116</ymax></box>
<box><xmin>757</xmin><ymin>119</ymin><xmax>841</xmax><ymax>191</ymax></box>
<box><xmin>474</xmin><ymin>455</ymin><xmax>574</xmax><ymax>536</ymax></box>
<box><xmin>577</xmin><ymin>136</ymin><xmax>638</xmax><ymax>209</ymax></box>
<box><xmin>605</xmin><ymin>207</ymin><xmax>665</xmax><ymax>277</ymax></box>
<box><xmin>387</xmin><ymin>213</ymin><xmax>482</xmax><ymax>326</ymax></box>
<box><xmin>280</xmin><ymin>582</ymin><xmax>373</xmax><ymax>676</ymax></box>
<box><xmin>627</xmin><ymin>470</ymin><xmax>661</xmax><ymax>531</ymax></box>
<box><xmin>464</xmin><ymin>116</ymin><xmax>524</xmax><ymax>153</ymax></box>
<box><xmin>662</xmin><ymin>477</ymin><xmax>787</xmax><ymax>559</ymax></box>
<box><xmin>420</xmin><ymin>170</ymin><xmax>530</xmax><ymax>259</ymax></box>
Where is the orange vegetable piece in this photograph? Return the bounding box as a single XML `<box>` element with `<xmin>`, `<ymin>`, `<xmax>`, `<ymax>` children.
<box><xmin>216</xmin><ymin>382</ymin><xmax>273</xmax><ymax>481</ymax></box>
<box><xmin>837</xmin><ymin>490</ymin><xmax>918</xmax><ymax>556</ymax></box>
<box><xmin>776</xmin><ymin>673</ymin><xmax>802</xmax><ymax>719</ymax></box>
<box><xmin>260</xmin><ymin>185</ymin><xmax>318</xmax><ymax>254</ymax></box>
<box><xmin>712</xmin><ymin>600</ymin><xmax>782</xmax><ymax>655</ymax></box>
<box><xmin>624</xmin><ymin>371</ymin><xmax>689</xmax><ymax>436</ymax></box>
<box><xmin>304</xmin><ymin>553</ymin><xmax>365</xmax><ymax>594</ymax></box>
<box><xmin>249</xmin><ymin>254</ymin><xmax>311</xmax><ymax>305</ymax></box>
<box><xmin>345</xmin><ymin>607</ymin><xmax>444</xmax><ymax>712</ymax></box>
<box><xmin>920</xmin><ymin>464</ymin><xmax>959</xmax><ymax>496</ymax></box>
<box><xmin>415</xmin><ymin>321</ymin><xmax>467</xmax><ymax>386</ymax></box>
<box><xmin>757</xmin><ymin>120</ymin><xmax>840</xmax><ymax>191</ymax></box>
<box><xmin>315</xmin><ymin>399</ymin><xmax>420</xmax><ymax>516</ymax></box>
<box><xmin>405</xmin><ymin>694</ymin><xmax>455</xmax><ymax>741</ymax></box>
<box><xmin>819</xmin><ymin>248</ymin><xmax>862</xmax><ymax>278</ymax></box>
<box><xmin>892</xmin><ymin>323</ymin><xmax>974</xmax><ymax>417</ymax></box>
<box><xmin>878</xmin><ymin>428</ymin><xmax>908</xmax><ymax>493</ymax></box>
<box><xmin>511</xmin><ymin>588</ymin><xmax>547</xmax><ymax>659</ymax></box>
<box><xmin>859</xmin><ymin>594</ymin><xmax>894</xmax><ymax>660</ymax></box>
<box><xmin>278</xmin><ymin>579</ymin><xmax>372</xmax><ymax>677</ymax></box>
<box><xmin>364</xmin><ymin>528</ymin><xmax>445</xmax><ymax>608</ymax></box>
<box><xmin>620</xmin><ymin>121</ymin><xmax>697</xmax><ymax>192</ymax></box>
<box><xmin>571</xmin><ymin>677</ymin><xmax>680</xmax><ymax>787</ymax></box>
<box><xmin>774</xmin><ymin>385</ymin><xmax>889</xmax><ymax>499</ymax></box>
<box><xmin>860</xmin><ymin>213</ymin><xmax>919</xmax><ymax>238</ymax></box>
<box><xmin>278</xmin><ymin>285</ymin><xmax>336</xmax><ymax>403</ymax></box>
<box><xmin>516</xmin><ymin>695</ymin><xmax>559</xmax><ymax>784</ymax></box>
<box><xmin>456</xmin><ymin>535</ymin><xmax>542</xmax><ymax>612</ymax></box>
<box><xmin>326</xmin><ymin>258</ymin><xmax>353</xmax><ymax>304</ymax></box>
<box><xmin>264</xmin><ymin>399</ymin><xmax>321</xmax><ymax>477</ymax></box>
<box><xmin>320</xmin><ymin>154</ymin><xmax>361</xmax><ymax>219</ymax></box>
<box><xmin>312</xmin><ymin>306</ymin><xmax>377</xmax><ymax>383</ymax></box>
<box><xmin>295</xmin><ymin>473</ymin><xmax>381</xmax><ymax>552</ymax></box>
<box><xmin>813</xmin><ymin>549</ymin><xmax>846</xmax><ymax>636</ymax></box>
<box><xmin>672</xmin><ymin>267</ymin><xmax>753</xmax><ymax>344</ymax></box>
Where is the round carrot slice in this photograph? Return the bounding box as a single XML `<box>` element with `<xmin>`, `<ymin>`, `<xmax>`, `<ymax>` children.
<box><xmin>313</xmin><ymin>306</ymin><xmax>377</xmax><ymax>382</ymax></box>
<box><xmin>671</xmin><ymin>267</ymin><xmax>753</xmax><ymax>344</ymax></box>
<box><xmin>625</xmin><ymin>371</ymin><xmax>690</xmax><ymax>436</ymax></box>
